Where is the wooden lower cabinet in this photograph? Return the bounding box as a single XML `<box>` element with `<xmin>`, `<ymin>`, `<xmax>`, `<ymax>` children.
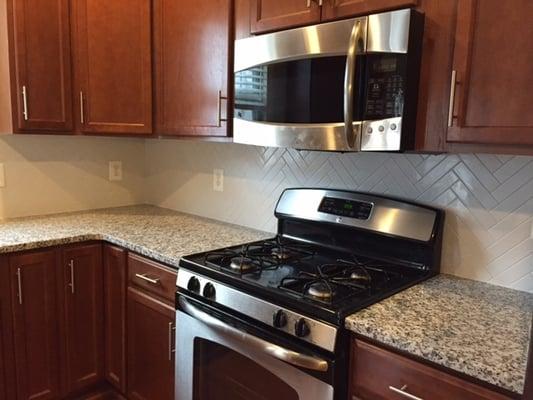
<box><xmin>127</xmin><ymin>287</ymin><xmax>175</xmax><ymax>400</ymax></box>
<box><xmin>351</xmin><ymin>339</ymin><xmax>511</xmax><ymax>400</ymax></box>
<box><xmin>0</xmin><ymin>255</ymin><xmax>16</xmax><ymax>400</ymax></box>
<box><xmin>9</xmin><ymin>249</ymin><xmax>62</xmax><ymax>400</ymax></box>
<box><xmin>104</xmin><ymin>245</ymin><xmax>128</xmax><ymax>393</ymax></box>
<box><xmin>61</xmin><ymin>243</ymin><xmax>104</xmax><ymax>395</ymax></box>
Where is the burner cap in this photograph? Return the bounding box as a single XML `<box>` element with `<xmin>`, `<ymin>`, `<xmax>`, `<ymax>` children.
<box><xmin>350</xmin><ymin>271</ymin><xmax>371</xmax><ymax>283</ymax></box>
<box><xmin>307</xmin><ymin>282</ymin><xmax>334</xmax><ymax>300</ymax></box>
<box><xmin>230</xmin><ymin>257</ymin><xmax>257</xmax><ymax>273</ymax></box>
<box><xmin>271</xmin><ymin>247</ymin><xmax>294</xmax><ymax>260</ymax></box>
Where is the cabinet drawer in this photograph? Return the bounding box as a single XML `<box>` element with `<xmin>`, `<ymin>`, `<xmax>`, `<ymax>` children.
<box><xmin>128</xmin><ymin>253</ymin><xmax>177</xmax><ymax>302</ymax></box>
<box><xmin>351</xmin><ymin>339</ymin><xmax>511</xmax><ymax>400</ymax></box>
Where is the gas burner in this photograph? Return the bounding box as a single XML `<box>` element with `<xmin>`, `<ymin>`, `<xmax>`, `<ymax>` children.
<box><xmin>229</xmin><ymin>256</ymin><xmax>258</xmax><ymax>273</ymax></box>
<box><xmin>350</xmin><ymin>270</ymin><xmax>372</xmax><ymax>283</ymax></box>
<box><xmin>271</xmin><ymin>247</ymin><xmax>297</xmax><ymax>260</ymax></box>
<box><xmin>306</xmin><ymin>281</ymin><xmax>335</xmax><ymax>300</ymax></box>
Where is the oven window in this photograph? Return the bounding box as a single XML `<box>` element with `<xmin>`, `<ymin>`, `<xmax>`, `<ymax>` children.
<box><xmin>193</xmin><ymin>338</ymin><xmax>300</xmax><ymax>400</ymax></box>
<box><xmin>235</xmin><ymin>56</ymin><xmax>364</xmax><ymax>124</ymax></box>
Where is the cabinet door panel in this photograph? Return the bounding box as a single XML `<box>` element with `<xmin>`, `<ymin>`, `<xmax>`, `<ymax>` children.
<box><xmin>155</xmin><ymin>0</ymin><xmax>230</xmax><ymax>136</ymax></box>
<box><xmin>250</xmin><ymin>0</ymin><xmax>321</xmax><ymax>34</ymax></box>
<box><xmin>447</xmin><ymin>0</ymin><xmax>533</xmax><ymax>145</ymax></box>
<box><xmin>104</xmin><ymin>245</ymin><xmax>127</xmax><ymax>393</ymax></box>
<box><xmin>321</xmin><ymin>0</ymin><xmax>417</xmax><ymax>21</ymax></box>
<box><xmin>10</xmin><ymin>250</ymin><xmax>60</xmax><ymax>400</ymax></box>
<box><xmin>0</xmin><ymin>256</ymin><xmax>16</xmax><ymax>400</ymax></box>
<box><xmin>127</xmin><ymin>288</ymin><xmax>174</xmax><ymax>400</ymax></box>
<box><xmin>9</xmin><ymin>0</ymin><xmax>73</xmax><ymax>131</ymax></box>
<box><xmin>73</xmin><ymin>0</ymin><xmax>152</xmax><ymax>134</ymax></box>
<box><xmin>62</xmin><ymin>243</ymin><xmax>104</xmax><ymax>394</ymax></box>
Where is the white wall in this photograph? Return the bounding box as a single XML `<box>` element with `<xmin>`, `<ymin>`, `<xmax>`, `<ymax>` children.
<box><xmin>0</xmin><ymin>135</ymin><xmax>145</xmax><ymax>219</ymax></box>
<box><xmin>145</xmin><ymin>139</ymin><xmax>533</xmax><ymax>292</ymax></box>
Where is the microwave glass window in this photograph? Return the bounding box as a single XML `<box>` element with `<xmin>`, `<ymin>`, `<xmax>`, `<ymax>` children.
<box><xmin>193</xmin><ymin>338</ymin><xmax>300</xmax><ymax>400</ymax></box>
<box><xmin>235</xmin><ymin>56</ymin><xmax>364</xmax><ymax>124</ymax></box>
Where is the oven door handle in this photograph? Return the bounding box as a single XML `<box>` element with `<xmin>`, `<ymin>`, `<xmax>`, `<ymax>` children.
<box><xmin>344</xmin><ymin>19</ymin><xmax>363</xmax><ymax>149</ymax></box>
<box><xmin>179</xmin><ymin>297</ymin><xmax>329</xmax><ymax>372</ymax></box>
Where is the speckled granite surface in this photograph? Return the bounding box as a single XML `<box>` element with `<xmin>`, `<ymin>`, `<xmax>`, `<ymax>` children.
<box><xmin>0</xmin><ymin>205</ymin><xmax>270</xmax><ymax>267</ymax></box>
<box><xmin>346</xmin><ymin>274</ymin><xmax>533</xmax><ymax>394</ymax></box>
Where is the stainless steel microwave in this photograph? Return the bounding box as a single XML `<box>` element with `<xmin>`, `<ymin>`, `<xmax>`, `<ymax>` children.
<box><xmin>233</xmin><ymin>9</ymin><xmax>424</xmax><ymax>152</ymax></box>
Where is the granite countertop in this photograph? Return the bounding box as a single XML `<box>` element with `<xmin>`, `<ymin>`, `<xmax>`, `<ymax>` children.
<box><xmin>346</xmin><ymin>274</ymin><xmax>533</xmax><ymax>394</ymax></box>
<box><xmin>0</xmin><ymin>205</ymin><xmax>270</xmax><ymax>266</ymax></box>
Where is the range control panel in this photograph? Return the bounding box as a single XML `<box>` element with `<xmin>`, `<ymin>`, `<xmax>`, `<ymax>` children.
<box><xmin>318</xmin><ymin>197</ymin><xmax>373</xmax><ymax>220</ymax></box>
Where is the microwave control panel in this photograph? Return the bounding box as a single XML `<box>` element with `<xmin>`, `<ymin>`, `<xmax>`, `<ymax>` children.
<box><xmin>363</xmin><ymin>54</ymin><xmax>407</xmax><ymax>120</ymax></box>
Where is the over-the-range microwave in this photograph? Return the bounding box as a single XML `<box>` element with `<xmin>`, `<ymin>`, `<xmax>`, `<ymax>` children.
<box><xmin>233</xmin><ymin>8</ymin><xmax>424</xmax><ymax>152</ymax></box>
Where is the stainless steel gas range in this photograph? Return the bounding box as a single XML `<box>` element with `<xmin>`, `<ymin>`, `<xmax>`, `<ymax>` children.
<box><xmin>175</xmin><ymin>188</ymin><xmax>444</xmax><ymax>400</ymax></box>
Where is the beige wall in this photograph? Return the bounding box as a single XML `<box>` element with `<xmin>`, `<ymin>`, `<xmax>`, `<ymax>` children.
<box><xmin>0</xmin><ymin>135</ymin><xmax>145</xmax><ymax>219</ymax></box>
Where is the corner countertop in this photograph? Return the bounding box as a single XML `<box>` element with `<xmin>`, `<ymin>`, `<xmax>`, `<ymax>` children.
<box><xmin>0</xmin><ymin>205</ymin><xmax>270</xmax><ymax>266</ymax></box>
<box><xmin>346</xmin><ymin>274</ymin><xmax>533</xmax><ymax>395</ymax></box>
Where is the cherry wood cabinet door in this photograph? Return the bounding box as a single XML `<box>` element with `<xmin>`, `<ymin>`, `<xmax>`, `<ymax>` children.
<box><xmin>127</xmin><ymin>288</ymin><xmax>175</xmax><ymax>400</ymax></box>
<box><xmin>154</xmin><ymin>0</ymin><xmax>231</xmax><ymax>136</ymax></box>
<box><xmin>8</xmin><ymin>0</ymin><xmax>73</xmax><ymax>132</ymax></box>
<box><xmin>103</xmin><ymin>245</ymin><xmax>128</xmax><ymax>394</ymax></box>
<box><xmin>447</xmin><ymin>0</ymin><xmax>533</xmax><ymax>146</ymax></box>
<box><xmin>250</xmin><ymin>0</ymin><xmax>321</xmax><ymax>34</ymax></box>
<box><xmin>0</xmin><ymin>256</ymin><xmax>16</xmax><ymax>400</ymax></box>
<box><xmin>72</xmin><ymin>0</ymin><xmax>152</xmax><ymax>135</ymax></box>
<box><xmin>62</xmin><ymin>243</ymin><xmax>104</xmax><ymax>395</ymax></box>
<box><xmin>9</xmin><ymin>249</ymin><xmax>61</xmax><ymax>400</ymax></box>
<box><xmin>321</xmin><ymin>0</ymin><xmax>417</xmax><ymax>21</ymax></box>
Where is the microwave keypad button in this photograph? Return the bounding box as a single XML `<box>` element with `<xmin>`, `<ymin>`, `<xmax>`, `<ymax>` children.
<box><xmin>378</xmin><ymin>126</ymin><xmax>385</xmax><ymax>132</ymax></box>
<box><xmin>367</xmin><ymin>127</ymin><xmax>373</xmax><ymax>134</ymax></box>
<box><xmin>390</xmin><ymin>123</ymin><xmax>397</xmax><ymax>130</ymax></box>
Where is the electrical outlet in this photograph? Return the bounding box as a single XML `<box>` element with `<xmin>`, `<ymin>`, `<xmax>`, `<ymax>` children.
<box><xmin>0</xmin><ymin>163</ymin><xmax>5</xmax><ymax>188</ymax></box>
<box><xmin>213</xmin><ymin>169</ymin><xmax>224</xmax><ymax>192</ymax></box>
<box><xmin>109</xmin><ymin>161</ymin><xmax>123</xmax><ymax>181</ymax></box>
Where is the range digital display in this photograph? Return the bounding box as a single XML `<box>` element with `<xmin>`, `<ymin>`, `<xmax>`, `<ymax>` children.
<box><xmin>318</xmin><ymin>197</ymin><xmax>373</xmax><ymax>220</ymax></box>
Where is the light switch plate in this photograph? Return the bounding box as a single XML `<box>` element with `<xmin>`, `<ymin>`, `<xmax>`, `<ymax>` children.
<box><xmin>213</xmin><ymin>169</ymin><xmax>224</xmax><ymax>192</ymax></box>
<box><xmin>109</xmin><ymin>161</ymin><xmax>123</xmax><ymax>181</ymax></box>
<box><xmin>0</xmin><ymin>163</ymin><xmax>4</xmax><ymax>188</ymax></box>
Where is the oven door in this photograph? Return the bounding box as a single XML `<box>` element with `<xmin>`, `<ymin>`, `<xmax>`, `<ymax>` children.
<box><xmin>175</xmin><ymin>296</ymin><xmax>335</xmax><ymax>400</ymax></box>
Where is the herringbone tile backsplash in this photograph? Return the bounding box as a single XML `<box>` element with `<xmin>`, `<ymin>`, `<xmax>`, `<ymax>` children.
<box><xmin>145</xmin><ymin>140</ymin><xmax>533</xmax><ymax>292</ymax></box>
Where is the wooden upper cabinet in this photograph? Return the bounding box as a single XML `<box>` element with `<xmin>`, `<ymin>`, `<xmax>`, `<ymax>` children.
<box><xmin>321</xmin><ymin>0</ymin><xmax>417</xmax><ymax>21</ymax></box>
<box><xmin>8</xmin><ymin>0</ymin><xmax>73</xmax><ymax>132</ymax></box>
<box><xmin>61</xmin><ymin>243</ymin><xmax>104</xmax><ymax>396</ymax></box>
<box><xmin>103</xmin><ymin>244</ymin><xmax>128</xmax><ymax>394</ymax></box>
<box><xmin>9</xmin><ymin>249</ymin><xmax>61</xmax><ymax>400</ymax></box>
<box><xmin>72</xmin><ymin>0</ymin><xmax>152</xmax><ymax>135</ymax></box>
<box><xmin>250</xmin><ymin>0</ymin><xmax>321</xmax><ymax>34</ymax></box>
<box><xmin>447</xmin><ymin>0</ymin><xmax>533</xmax><ymax>146</ymax></box>
<box><xmin>154</xmin><ymin>0</ymin><xmax>231</xmax><ymax>136</ymax></box>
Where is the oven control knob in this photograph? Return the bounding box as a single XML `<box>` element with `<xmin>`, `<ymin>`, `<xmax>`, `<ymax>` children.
<box><xmin>187</xmin><ymin>276</ymin><xmax>200</xmax><ymax>293</ymax></box>
<box><xmin>295</xmin><ymin>318</ymin><xmax>310</xmax><ymax>338</ymax></box>
<box><xmin>272</xmin><ymin>310</ymin><xmax>287</xmax><ymax>328</ymax></box>
<box><xmin>203</xmin><ymin>282</ymin><xmax>216</xmax><ymax>299</ymax></box>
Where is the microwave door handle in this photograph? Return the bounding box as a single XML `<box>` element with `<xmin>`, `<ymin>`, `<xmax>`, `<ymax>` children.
<box><xmin>344</xmin><ymin>20</ymin><xmax>363</xmax><ymax>149</ymax></box>
<box><xmin>179</xmin><ymin>297</ymin><xmax>329</xmax><ymax>372</ymax></box>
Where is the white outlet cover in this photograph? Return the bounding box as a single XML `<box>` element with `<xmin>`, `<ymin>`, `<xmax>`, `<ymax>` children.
<box><xmin>109</xmin><ymin>161</ymin><xmax>123</xmax><ymax>181</ymax></box>
<box><xmin>0</xmin><ymin>163</ymin><xmax>5</xmax><ymax>188</ymax></box>
<box><xmin>213</xmin><ymin>168</ymin><xmax>224</xmax><ymax>192</ymax></box>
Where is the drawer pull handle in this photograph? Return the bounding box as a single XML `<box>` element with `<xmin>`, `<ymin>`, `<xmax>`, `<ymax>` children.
<box><xmin>389</xmin><ymin>385</ymin><xmax>423</xmax><ymax>400</ymax></box>
<box><xmin>135</xmin><ymin>273</ymin><xmax>161</xmax><ymax>285</ymax></box>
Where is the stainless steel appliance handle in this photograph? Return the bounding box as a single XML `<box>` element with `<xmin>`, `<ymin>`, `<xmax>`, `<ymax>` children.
<box><xmin>344</xmin><ymin>20</ymin><xmax>363</xmax><ymax>149</ymax></box>
<box><xmin>16</xmin><ymin>268</ymin><xmax>23</xmax><ymax>305</ymax></box>
<box><xmin>68</xmin><ymin>259</ymin><xmax>75</xmax><ymax>294</ymax></box>
<box><xmin>447</xmin><ymin>70</ymin><xmax>457</xmax><ymax>127</ymax></box>
<box><xmin>135</xmin><ymin>273</ymin><xmax>161</xmax><ymax>285</ymax></box>
<box><xmin>179</xmin><ymin>297</ymin><xmax>329</xmax><ymax>372</ymax></box>
<box><xmin>389</xmin><ymin>385</ymin><xmax>424</xmax><ymax>400</ymax></box>
<box><xmin>21</xmin><ymin>86</ymin><xmax>29</xmax><ymax>121</ymax></box>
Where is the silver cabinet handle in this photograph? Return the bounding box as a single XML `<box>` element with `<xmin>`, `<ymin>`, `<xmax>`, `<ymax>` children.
<box><xmin>447</xmin><ymin>70</ymin><xmax>457</xmax><ymax>127</ymax></box>
<box><xmin>389</xmin><ymin>385</ymin><xmax>424</xmax><ymax>400</ymax></box>
<box><xmin>318</xmin><ymin>0</ymin><xmax>323</xmax><ymax>5</ymax></box>
<box><xmin>306</xmin><ymin>0</ymin><xmax>311</xmax><ymax>7</ymax></box>
<box><xmin>21</xmin><ymin>86</ymin><xmax>29</xmax><ymax>121</ymax></box>
<box><xmin>68</xmin><ymin>259</ymin><xmax>75</xmax><ymax>294</ymax></box>
<box><xmin>344</xmin><ymin>20</ymin><xmax>363</xmax><ymax>149</ymax></box>
<box><xmin>80</xmin><ymin>91</ymin><xmax>85</xmax><ymax>124</ymax></box>
<box><xmin>135</xmin><ymin>273</ymin><xmax>161</xmax><ymax>285</ymax></box>
<box><xmin>179</xmin><ymin>297</ymin><xmax>329</xmax><ymax>372</ymax></box>
<box><xmin>168</xmin><ymin>322</ymin><xmax>176</xmax><ymax>361</ymax></box>
<box><xmin>16</xmin><ymin>268</ymin><xmax>23</xmax><ymax>305</ymax></box>
<box><xmin>218</xmin><ymin>90</ymin><xmax>228</xmax><ymax>127</ymax></box>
